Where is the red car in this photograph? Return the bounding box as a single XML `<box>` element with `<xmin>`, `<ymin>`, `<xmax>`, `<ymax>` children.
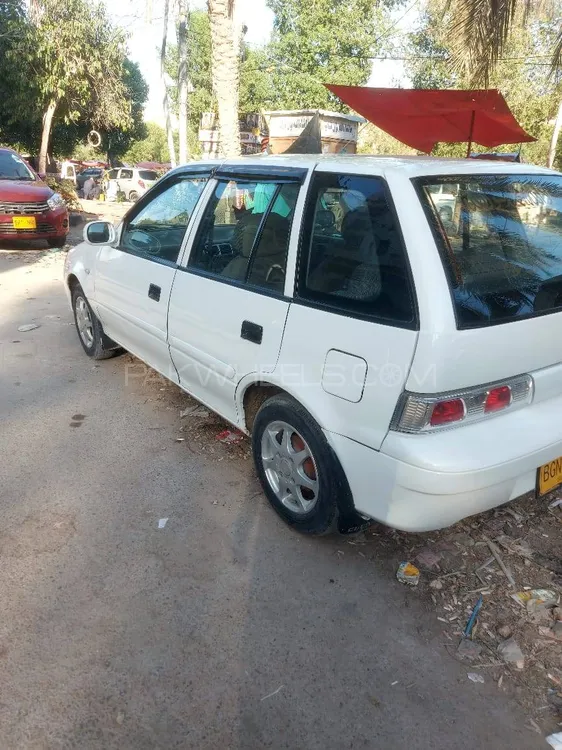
<box><xmin>0</xmin><ymin>148</ymin><xmax>69</xmax><ymax>248</ymax></box>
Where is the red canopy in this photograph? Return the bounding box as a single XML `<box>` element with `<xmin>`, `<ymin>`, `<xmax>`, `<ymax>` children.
<box><xmin>325</xmin><ymin>86</ymin><xmax>535</xmax><ymax>153</ymax></box>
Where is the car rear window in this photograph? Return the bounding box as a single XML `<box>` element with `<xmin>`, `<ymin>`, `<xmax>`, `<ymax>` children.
<box><xmin>416</xmin><ymin>174</ymin><xmax>562</xmax><ymax>328</ymax></box>
<box><xmin>139</xmin><ymin>170</ymin><xmax>158</xmax><ymax>181</ymax></box>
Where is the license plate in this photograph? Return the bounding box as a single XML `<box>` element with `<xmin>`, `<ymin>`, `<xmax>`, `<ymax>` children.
<box><xmin>12</xmin><ymin>216</ymin><xmax>36</xmax><ymax>229</ymax></box>
<box><xmin>537</xmin><ymin>456</ymin><xmax>562</xmax><ymax>496</ymax></box>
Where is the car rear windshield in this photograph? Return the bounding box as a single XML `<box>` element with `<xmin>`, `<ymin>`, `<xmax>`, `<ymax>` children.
<box><xmin>139</xmin><ymin>170</ymin><xmax>158</xmax><ymax>181</ymax></box>
<box><xmin>416</xmin><ymin>173</ymin><xmax>562</xmax><ymax>328</ymax></box>
<box><xmin>0</xmin><ymin>151</ymin><xmax>35</xmax><ymax>181</ymax></box>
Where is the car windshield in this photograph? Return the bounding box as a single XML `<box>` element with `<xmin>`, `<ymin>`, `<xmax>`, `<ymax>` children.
<box><xmin>416</xmin><ymin>173</ymin><xmax>562</xmax><ymax>328</ymax></box>
<box><xmin>0</xmin><ymin>151</ymin><xmax>35</xmax><ymax>181</ymax></box>
<box><xmin>139</xmin><ymin>170</ymin><xmax>158</xmax><ymax>181</ymax></box>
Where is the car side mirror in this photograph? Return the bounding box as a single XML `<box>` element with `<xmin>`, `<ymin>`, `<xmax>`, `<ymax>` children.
<box><xmin>84</xmin><ymin>221</ymin><xmax>115</xmax><ymax>245</ymax></box>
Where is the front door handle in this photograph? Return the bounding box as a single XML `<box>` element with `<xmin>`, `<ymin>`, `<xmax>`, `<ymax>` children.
<box><xmin>148</xmin><ymin>284</ymin><xmax>161</xmax><ymax>302</ymax></box>
<box><xmin>241</xmin><ymin>320</ymin><xmax>263</xmax><ymax>344</ymax></box>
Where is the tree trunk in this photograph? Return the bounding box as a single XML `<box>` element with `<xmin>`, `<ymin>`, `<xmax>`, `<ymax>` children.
<box><xmin>161</xmin><ymin>0</ymin><xmax>177</xmax><ymax>168</ymax></box>
<box><xmin>208</xmin><ymin>0</ymin><xmax>241</xmax><ymax>157</ymax></box>
<box><xmin>39</xmin><ymin>99</ymin><xmax>57</xmax><ymax>175</ymax></box>
<box><xmin>547</xmin><ymin>98</ymin><xmax>562</xmax><ymax>169</ymax></box>
<box><xmin>177</xmin><ymin>0</ymin><xmax>189</xmax><ymax>164</ymax></box>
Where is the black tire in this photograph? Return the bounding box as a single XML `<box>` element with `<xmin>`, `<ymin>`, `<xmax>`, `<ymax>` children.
<box><xmin>48</xmin><ymin>236</ymin><xmax>67</xmax><ymax>248</ymax></box>
<box><xmin>128</xmin><ymin>191</ymin><xmax>139</xmax><ymax>202</ymax></box>
<box><xmin>252</xmin><ymin>394</ymin><xmax>345</xmax><ymax>535</ymax></box>
<box><xmin>71</xmin><ymin>284</ymin><xmax>119</xmax><ymax>360</ymax></box>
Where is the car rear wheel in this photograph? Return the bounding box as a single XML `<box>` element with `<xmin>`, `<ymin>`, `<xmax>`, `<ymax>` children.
<box><xmin>252</xmin><ymin>394</ymin><xmax>341</xmax><ymax>535</ymax></box>
<box><xmin>128</xmin><ymin>190</ymin><xmax>139</xmax><ymax>202</ymax></box>
<box><xmin>71</xmin><ymin>284</ymin><xmax>119</xmax><ymax>360</ymax></box>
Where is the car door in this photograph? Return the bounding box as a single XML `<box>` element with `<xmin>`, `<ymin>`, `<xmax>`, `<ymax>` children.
<box><xmin>93</xmin><ymin>168</ymin><xmax>210</xmax><ymax>378</ymax></box>
<box><xmin>168</xmin><ymin>165</ymin><xmax>306</xmax><ymax>423</ymax></box>
<box><xmin>279</xmin><ymin>167</ymin><xmax>420</xmax><ymax>449</ymax></box>
<box><xmin>117</xmin><ymin>168</ymin><xmax>133</xmax><ymax>199</ymax></box>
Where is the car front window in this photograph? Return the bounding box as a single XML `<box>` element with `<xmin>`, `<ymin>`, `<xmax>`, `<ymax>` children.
<box><xmin>0</xmin><ymin>151</ymin><xmax>35</xmax><ymax>181</ymax></box>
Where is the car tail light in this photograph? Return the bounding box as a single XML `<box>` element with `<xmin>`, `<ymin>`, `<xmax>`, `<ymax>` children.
<box><xmin>391</xmin><ymin>374</ymin><xmax>533</xmax><ymax>433</ymax></box>
<box><xmin>138</xmin><ymin>179</ymin><xmax>145</xmax><ymax>189</ymax></box>
<box><xmin>430</xmin><ymin>398</ymin><xmax>465</xmax><ymax>426</ymax></box>
<box><xmin>484</xmin><ymin>385</ymin><xmax>511</xmax><ymax>412</ymax></box>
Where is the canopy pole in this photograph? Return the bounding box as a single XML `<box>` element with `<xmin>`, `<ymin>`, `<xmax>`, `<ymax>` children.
<box><xmin>466</xmin><ymin>110</ymin><xmax>475</xmax><ymax>158</ymax></box>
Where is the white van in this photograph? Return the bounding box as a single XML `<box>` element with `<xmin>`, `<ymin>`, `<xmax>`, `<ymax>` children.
<box><xmin>64</xmin><ymin>155</ymin><xmax>562</xmax><ymax>535</ymax></box>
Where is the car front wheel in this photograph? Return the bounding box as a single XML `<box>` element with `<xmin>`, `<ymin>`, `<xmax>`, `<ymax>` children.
<box><xmin>71</xmin><ymin>285</ymin><xmax>118</xmax><ymax>360</ymax></box>
<box><xmin>252</xmin><ymin>394</ymin><xmax>343</xmax><ymax>535</ymax></box>
<box><xmin>48</xmin><ymin>236</ymin><xmax>67</xmax><ymax>249</ymax></box>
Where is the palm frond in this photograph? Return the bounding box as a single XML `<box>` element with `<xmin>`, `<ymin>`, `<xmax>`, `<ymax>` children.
<box><xmin>446</xmin><ymin>0</ymin><xmax>531</xmax><ymax>85</ymax></box>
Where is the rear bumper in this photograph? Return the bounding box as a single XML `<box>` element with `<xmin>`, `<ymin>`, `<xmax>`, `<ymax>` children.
<box><xmin>0</xmin><ymin>206</ymin><xmax>68</xmax><ymax>240</ymax></box>
<box><xmin>325</xmin><ymin>393</ymin><xmax>562</xmax><ymax>531</ymax></box>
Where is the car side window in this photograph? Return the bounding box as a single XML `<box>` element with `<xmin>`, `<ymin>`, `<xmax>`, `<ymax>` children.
<box><xmin>120</xmin><ymin>169</ymin><xmax>133</xmax><ymax>180</ymax></box>
<box><xmin>119</xmin><ymin>177</ymin><xmax>207</xmax><ymax>264</ymax></box>
<box><xmin>108</xmin><ymin>169</ymin><xmax>119</xmax><ymax>180</ymax></box>
<box><xmin>298</xmin><ymin>172</ymin><xmax>416</xmax><ymax>325</ymax></box>
<box><xmin>188</xmin><ymin>179</ymin><xmax>298</xmax><ymax>292</ymax></box>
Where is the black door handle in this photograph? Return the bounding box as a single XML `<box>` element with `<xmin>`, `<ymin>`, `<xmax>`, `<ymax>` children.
<box><xmin>241</xmin><ymin>320</ymin><xmax>263</xmax><ymax>344</ymax></box>
<box><xmin>148</xmin><ymin>284</ymin><xmax>161</xmax><ymax>302</ymax></box>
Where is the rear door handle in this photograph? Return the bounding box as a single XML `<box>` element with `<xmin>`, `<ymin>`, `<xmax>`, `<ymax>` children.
<box><xmin>241</xmin><ymin>320</ymin><xmax>263</xmax><ymax>344</ymax></box>
<box><xmin>148</xmin><ymin>283</ymin><xmax>161</xmax><ymax>302</ymax></box>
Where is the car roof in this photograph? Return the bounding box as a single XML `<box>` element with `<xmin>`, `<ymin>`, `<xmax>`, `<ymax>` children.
<box><xmin>173</xmin><ymin>153</ymin><xmax>560</xmax><ymax>178</ymax></box>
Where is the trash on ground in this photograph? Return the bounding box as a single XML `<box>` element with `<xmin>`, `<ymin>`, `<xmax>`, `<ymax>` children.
<box><xmin>180</xmin><ymin>404</ymin><xmax>211</xmax><ymax>419</ymax></box>
<box><xmin>216</xmin><ymin>428</ymin><xmax>244</xmax><ymax>445</ymax></box>
<box><xmin>157</xmin><ymin>518</ymin><xmax>169</xmax><ymax>529</ymax></box>
<box><xmin>546</xmin><ymin>733</ymin><xmax>562</xmax><ymax>749</ymax></box>
<box><xmin>415</xmin><ymin>547</ymin><xmax>442</xmax><ymax>569</ymax></box>
<box><xmin>467</xmin><ymin>672</ymin><xmax>485</xmax><ymax>683</ymax></box>
<box><xmin>497</xmin><ymin>637</ymin><xmax>525</xmax><ymax>669</ymax></box>
<box><xmin>510</xmin><ymin>589</ymin><xmax>558</xmax><ymax>609</ymax></box>
<box><xmin>497</xmin><ymin>624</ymin><xmax>513</xmax><ymax>639</ymax></box>
<box><xmin>548</xmin><ymin>498</ymin><xmax>562</xmax><ymax>510</ymax></box>
<box><xmin>260</xmin><ymin>685</ymin><xmax>284</xmax><ymax>701</ymax></box>
<box><xmin>463</xmin><ymin>594</ymin><xmax>483</xmax><ymax>638</ymax></box>
<box><xmin>457</xmin><ymin>637</ymin><xmax>483</xmax><ymax>662</ymax></box>
<box><xmin>396</xmin><ymin>562</ymin><xmax>420</xmax><ymax>586</ymax></box>
<box><xmin>17</xmin><ymin>323</ymin><xmax>39</xmax><ymax>332</ymax></box>
<box><xmin>175</xmin><ymin>437</ymin><xmax>185</xmax><ymax>442</ymax></box>
<box><xmin>486</xmin><ymin>539</ymin><xmax>516</xmax><ymax>588</ymax></box>
<box><xmin>429</xmin><ymin>578</ymin><xmax>443</xmax><ymax>590</ymax></box>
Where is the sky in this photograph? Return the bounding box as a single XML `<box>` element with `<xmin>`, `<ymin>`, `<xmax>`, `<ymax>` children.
<box><xmin>105</xmin><ymin>0</ymin><xmax>414</xmax><ymax>126</ymax></box>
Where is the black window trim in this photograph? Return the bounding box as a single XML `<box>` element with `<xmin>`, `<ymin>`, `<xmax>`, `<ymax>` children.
<box><xmin>215</xmin><ymin>164</ymin><xmax>307</xmax><ymax>183</ymax></box>
<box><xmin>412</xmin><ymin>172</ymin><xmax>562</xmax><ymax>331</ymax></box>
<box><xmin>176</xmin><ymin>264</ymin><xmax>291</xmax><ymax>302</ymax></box>
<box><xmin>294</xmin><ymin>169</ymin><xmax>419</xmax><ymax>331</ymax></box>
<box><xmin>184</xmin><ymin>177</ymin><xmax>296</xmax><ymax>295</ymax></box>
<box><xmin>116</xmin><ymin>169</ymin><xmax>211</xmax><ymax>265</ymax></box>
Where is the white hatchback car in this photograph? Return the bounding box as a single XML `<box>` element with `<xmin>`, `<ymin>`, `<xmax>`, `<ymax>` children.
<box><xmin>106</xmin><ymin>167</ymin><xmax>159</xmax><ymax>202</ymax></box>
<box><xmin>64</xmin><ymin>155</ymin><xmax>562</xmax><ymax>535</ymax></box>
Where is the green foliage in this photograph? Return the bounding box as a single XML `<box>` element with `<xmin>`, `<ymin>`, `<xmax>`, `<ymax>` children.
<box><xmin>43</xmin><ymin>177</ymin><xmax>81</xmax><ymax>210</ymax></box>
<box><xmin>0</xmin><ymin>0</ymin><xmax>38</xmax><ymax>149</ymax></box>
<box><xmin>0</xmin><ymin>0</ymin><xmax>147</xmax><ymax>161</ymax></box>
<box><xmin>122</xmin><ymin>123</ymin><xmax>170</xmax><ymax>165</ymax></box>
<box><xmin>406</xmin><ymin>1</ymin><xmax>562</xmax><ymax>167</ymax></box>
<box><xmin>265</xmin><ymin>0</ymin><xmax>397</xmax><ymax>110</ymax></box>
<box><xmin>33</xmin><ymin>0</ymin><xmax>131</xmax><ymax>128</ymax></box>
<box><xmin>104</xmin><ymin>60</ymin><xmax>149</xmax><ymax>162</ymax></box>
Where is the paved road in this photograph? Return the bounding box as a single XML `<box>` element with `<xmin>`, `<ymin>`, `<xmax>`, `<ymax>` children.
<box><xmin>0</xmin><ymin>249</ymin><xmax>547</xmax><ymax>750</ymax></box>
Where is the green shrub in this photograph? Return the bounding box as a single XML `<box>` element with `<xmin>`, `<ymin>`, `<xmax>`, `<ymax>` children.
<box><xmin>44</xmin><ymin>177</ymin><xmax>82</xmax><ymax>211</ymax></box>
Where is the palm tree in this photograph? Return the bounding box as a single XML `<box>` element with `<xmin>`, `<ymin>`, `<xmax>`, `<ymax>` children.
<box><xmin>208</xmin><ymin>0</ymin><xmax>241</xmax><ymax>157</ymax></box>
<box><xmin>448</xmin><ymin>0</ymin><xmax>562</xmax><ymax>167</ymax></box>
